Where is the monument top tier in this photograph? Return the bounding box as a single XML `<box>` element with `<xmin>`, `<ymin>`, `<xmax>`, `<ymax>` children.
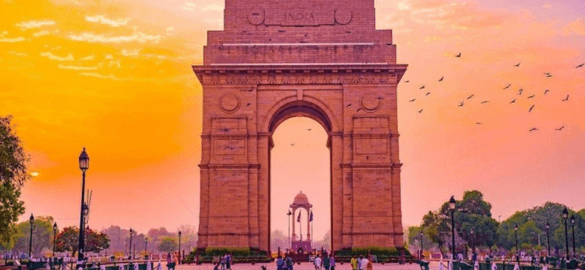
<box><xmin>199</xmin><ymin>0</ymin><xmax>401</xmax><ymax>71</ymax></box>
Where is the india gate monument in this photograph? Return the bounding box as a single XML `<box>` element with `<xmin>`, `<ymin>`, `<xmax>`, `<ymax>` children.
<box><xmin>193</xmin><ymin>0</ymin><xmax>407</xmax><ymax>253</ymax></box>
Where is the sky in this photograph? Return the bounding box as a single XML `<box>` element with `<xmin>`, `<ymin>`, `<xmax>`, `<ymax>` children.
<box><xmin>1</xmin><ymin>0</ymin><xmax>584</xmax><ymax>243</ymax></box>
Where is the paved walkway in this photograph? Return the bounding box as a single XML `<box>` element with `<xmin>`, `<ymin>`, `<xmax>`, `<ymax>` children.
<box><xmin>173</xmin><ymin>263</ymin><xmax>421</xmax><ymax>270</ymax></box>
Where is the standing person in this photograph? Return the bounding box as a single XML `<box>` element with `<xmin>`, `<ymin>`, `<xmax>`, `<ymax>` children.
<box><xmin>323</xmin><ymin>253</ymin><xmax>331</xmax><ymax>270</ymax></box>
<box><xmin>276</xmin><ymin>255</ymin><xmax>285</xmax><ymax>270</ymax></box>
<box><xmin>359</xmin><ymin>255</ymin><xmax>369</xmax><ymax>270</ymax></box>
<box><xmin>350</xmin><ymin>255</ymin><xmax>358</xmax><ymax>270</ymax></box>
<box><xmin>366</xmin><ymin>255</ymin><xmax>373</xmax><ymax>270</ymax></box>
<box><xmin>314</xmin><ymin>254</ymin><xmax>322</xmax><ymax>270</ymax></box>
<box><xmin>330</xmin><ymin>254</ymin><xmax>336</xmax><ymax>270</ymax></box>
<box><xmin>166</xmin><ymin>253</ymin><xmax>172</xmax><ymax>270</ymax></box>
<box><xmin>220</xmin><ymin>254</ymin><xmax>226</xmax><ymax>270</ymax></box>
<box><xmin>225</xmin><ymin>253</ymin><xmax>231</xmax><ymax>270</ymax></box>
<box><xmin>286</xmin><ymin>254</ymin><xmax>294</xmax><ymax>270</ymax></box>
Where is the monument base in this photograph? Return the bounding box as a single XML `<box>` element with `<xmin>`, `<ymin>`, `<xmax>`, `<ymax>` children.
<box><xmin>291</xmin><ymin>241</ymin><xmax>312</xmax><ymax>254</ymax></box>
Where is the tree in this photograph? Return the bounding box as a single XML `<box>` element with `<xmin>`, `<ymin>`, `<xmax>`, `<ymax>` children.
<box><xmin>147</xmin><ymin>227</ymin><xmax>172</xmax><ymax>252</ymax></box>
<box><xmin>158</xmin><ymin>236</ymin><xmax>177</xmax><ymax>252</ymax></box>
<box><xmin>414</xmin><ymin>190</ymin><xmax>498</xmax><ymax>255</ymax></box>
<box><xmin>177</xmin><ymin>225</ymin><xmax>197</xmax><ymax>253</ymax></box>
<box><xmin>55</xmin><ymin>226</ymin><xmax>109</xmax><ymax>256</ymax></box>
<box><xmin>0</xmin><ymin>115</ymin><xmax>29</xmax><ymax>247</ymax></box>
<box><xmin>270</xmin><ymin>230</ymin><xmax>287</xmax><ymax>251</ymax></box>
<box><xmin>11</xmin><ymin>216</ymin><xmax>54</xmax><ymax>256</ymax></box>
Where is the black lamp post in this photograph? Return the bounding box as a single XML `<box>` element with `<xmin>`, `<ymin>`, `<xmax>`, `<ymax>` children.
<box><xmin>449</xmin><ymin>196</ymin><xmax>456</xmax><ymax>260</ymax></box>
<box><xmin>562</xmin><ymin>208</ymin><xmax>569</xmax><ymax>260</ymax></box>
<box><xmin>570</xmin><ymin>215</ymin><xmax>575</xmax><ymax>258</ymax></box>
<box><xmin>145</xmin><ymin>238</ymin><xmax>148</xmax><ymax>253</ymax></box>
<box><xmin>546</xmin><ymin>222</ymin><xmax>551</xmax><ymax>256</ymax></box>
<box><xmin>420</xmin><ymin>232</ymin><xmax>424</xmax><ymax>259</ymax></box>
<box><xmin>53</xmin><ymin>222</ymin><xmax>58</xmax><ymax>257</ymax></box>
<box><xmin>129</xmin><ymin>228</ymin><xmax>134</xmax><ymax>260</ymax></box>
<box><xmin>29</xmin><ymin>214</ymin><xmax>34</xmax><ymax>259</ymax></box>
<box><xmin>178</xmin><ymin>231</ymin><xmax>182</xmax><ymax>264</ymax></box>
<box><xmin>514</xmin><ymin>224</ymin><xmax>518</xmax><ymax>262</ymax></box>
<box><xmin>77</xmin><ymin>148</ymin><xmax>89</xmax><ymax>266</ymax></box>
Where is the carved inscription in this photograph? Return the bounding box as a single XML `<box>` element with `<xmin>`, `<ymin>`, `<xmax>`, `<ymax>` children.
<box><xmin>214</xmin><ymin>139</ymin><xmax>246</xmax><ymax>155</ymax></box>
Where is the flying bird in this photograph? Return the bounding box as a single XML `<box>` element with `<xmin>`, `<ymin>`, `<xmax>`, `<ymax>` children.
<box><xmin>514</xmin><ymin>62</ymin><xmax>521</xmax><ymax>67</ymax></box>
<box><xmin>527</xmin><ymin>95</ymin><xmax>535</xmax><ymax>99</ymax></box>
<box><xmin>544</xmin><ymin>72</ymin><xmax>552</xmax><ymax>77</ymax></box>
<box><xmin>346</xmin><ymin>103</ymin><xmax>352</xmax><ymax>107</ymax></box>
<box><xmin>529</xmin><ymin>128</ymin><xmax>539</xmax><ymax>132</ymax></box>
<box><xmin>510</xmin><ymin>99</ymin><xmax>516</xmax><ymax>104</ymax></box>
<box><xmin>426</xmin><ymin>92</ymin><xmax>431</xmax><ymax>96</ymax></box>
<box><xmin>528</xmin><ymin>104</ymin><xmax>535</xmax><ymax>112</ymax></box>
<box><xmin>418</xmin><ymin>109</ymin><xmax>423</xmax><ymax>113</ymax></box>
<box><xmin>577</xmin><ymin>63</ymin><xmax>584</xmax><ymax>68</ymax></box>
<box><xmin>404</xmin><ymin>80</ymin><xmax>410</xmax><ymax>83</ymax></box>
<box><xmin>458</xmin><ymin>101</ymin><xmax>465</xmax><ymax>107</ymax></box>
<box><xmin>290</xmin><ymin>143</ymin><xmax>295</xmax><ymax>146</ymax></box>
<box><xmin>544</xmin><ymin>90</ymin><xmax>550</xmax><ymax>95</ymax></box>
<box><xmin>504</xmin><ymin>84</ymin><xmax>512</xmax><ymax>90</ymax></box>
<box><xmin>476</xmin><ymin>122</ymin><xmax>482</xmax><ymax>125</ymax></box>
<box><xmin>467</xmin><ymin>94</ymin><xmax>474</xmax><ymax>100</ymax></box>
<box><xmin>518</xmin><ymin>89</ymin><xmax>523</xmax><ymax>95</ymax></box>
<box><xmin>409</xmin><ymin>98</ymin><xmax>416</xmax><ymax>102</ymax></box>
<box><xmin>481</xmin><ymin>100</ymin><xmax>490</xmax><ymax>104</ymax></box>
<box><xmin>455</xmin><ymin>52</ymin><xmax>462</xmax><ymax>58</ymax></box>
<box><xmin>420</xmin><ymin>85</ymin><xmax>425</xmax><ymax>90</ymax></box>
<box><xmin>562</xmin><ymin>95</ymin><xmax>569</xmax><ymax>101</ymax></box>
<box><xmin>555</xmin><ymin>126</ymin><xmax>565</xmax><ymax>131</ymax></box>
<box><xmin>439</xmin><ymin>77</ymin><xmax>444</xmax><ymax>82</ymax></box>
<box><xmin>307</xmin><ymin>128</ymin><xmax>312</xmax><ymax>131</ymax></box>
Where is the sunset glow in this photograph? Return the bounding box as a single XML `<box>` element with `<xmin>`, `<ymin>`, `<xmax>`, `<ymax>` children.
<box><xmin>1</xmin><ymin>0</ymin><xmax>584</xmax><ymax>242</ymax></box>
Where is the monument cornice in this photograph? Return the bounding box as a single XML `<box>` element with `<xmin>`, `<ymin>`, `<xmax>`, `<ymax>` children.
<box><xmin>192</xmin><ymin>63</ymin><xmax>407</xmax><ymax>85</ymax></box>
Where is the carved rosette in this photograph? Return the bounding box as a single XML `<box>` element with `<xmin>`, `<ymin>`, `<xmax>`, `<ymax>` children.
<box><xmin>219</xmin><ymin>94</ymin><xmax>241</xmax><ymax>113</ymax></box>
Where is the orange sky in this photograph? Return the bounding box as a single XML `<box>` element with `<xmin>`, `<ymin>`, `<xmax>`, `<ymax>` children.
<box><xmin>1</xmin><ymin>0</ymin><xmax>584</xmax><ymax>242</ymax></box>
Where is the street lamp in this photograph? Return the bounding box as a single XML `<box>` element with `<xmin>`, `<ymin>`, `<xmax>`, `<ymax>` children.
<box><xmin>129</xmin><ymin>228</ymin><xmax>134</xmax><ymax>260</ymax></box>
<box><xmin>29</xmin><ymin>214</ymin><xmax>34</xmax><ymax>259</ymax></box>
<box><xmin>178</xmin><ymin>231</ymin><xmax>182</xmax><ymax>264</ymax></box>
<box><xmin>449</xmin><ymin>196</ymin><xmax>456</xmax><ymax>260</ymax></box>
<box><xmin>77</xmin><ymin>148</ymin><xmax>89</xmax><ymax>267</ymax></box>
<box><xmin>420</xmin><ymin>232</ymin><xmax>424</xmax><ymax>259</ymax></box>
<box><xmin>145</xmin><ymin>238</ymin><xmax>148</xmax><ymax>253</ymax></box>
<box><xmin>570</xmin><ymin>215</ymin><xmax>575</xmax><ymax>258</ymax></box>
<box><xmin>562</xmin><ymin>208</ymin><xmax>569</xmax><ymax>260</ymax></box>
<box><xmin>53</xmin><ymin>222</ymin><xmax>58</xmax><ymax>257</ymax></box>
<box><xmin>514</xmin><ymin>224</ymin><xmax>518</xmax><ymax>262</ymax></box>
<box><xmin>546</xmin><ymin>222</ymin><xmax>551</xmax><ymax>256</ymax></box>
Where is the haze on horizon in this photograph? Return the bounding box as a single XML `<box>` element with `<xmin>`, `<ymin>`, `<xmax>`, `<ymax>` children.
<box><xmin>1</xmin><ymin>0</ymin><xmax>584</xmax><ymax>242</ymax></box>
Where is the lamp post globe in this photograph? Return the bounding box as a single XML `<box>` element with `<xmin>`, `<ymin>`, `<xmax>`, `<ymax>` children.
<box><xmin>562</xmin><ymin>208</ymin><xmax>569</xmax><ymax>259</ymax></box>
<box><xmin>77</xmin><ymin>148</ymin><xmax>89</xmax><ymax>267</ymax></box>
<box><xmin>29</xmin><ymin>214</ymin><xmax>34</xmax><ymax>260</ymax></box>
<box><xmin>570</xmin><ymin>215</ymin><xmax>575</xmax><ymax>258</ymax></box>
<box><xmin>449</xmin><ymin>196</ymin><xmax>456</xmax><ymax>260</ymax></box>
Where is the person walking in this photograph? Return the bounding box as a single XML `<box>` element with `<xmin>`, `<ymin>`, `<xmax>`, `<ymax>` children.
<box><xmin>357</xmin><ymin>256</ymin><xmax>363</xmax><ymax>270</ymax></box>
<box><xmin>314</xmin><ymin>254</ymin><xmax>322</xmax><ymax>270</ymax></box>
<box><xmin>350</xmin><ymin>255</ymin><xmax>358</xmax><ymax>270</ymax></box>
<box><xmin>366</xmin><ymin>255</ymin><xmax>373</xmax><ymax>270</ymax></box>
<box><xmin>360</xmin><ymin>255</ymin><xmax>369</xmax><ymax>270</ymax></box>
<box><xmin>330</xmin><ymin>254</ymin><xmax>336</xmax><ymax>270</ymax></box>
<box><xmin>220</xmin><ymin>254</ymin><xmax>226</xmax><ymax>270</ymax></box>
<box><xmin>276</xmin><ymin>255</ymin><xmax>285</xmax><ymax>270</ymax></box>
<box><xmin>225</xmin><ymin>253</ymin><xmax>231</xmax><ymax>270</ymax></box>
<box><xmin>323</xmin><ymin>253</ymin><xmax>331</xmax><ymax>270</ymax></box>
<box><xmin>285</xmin><ymin>254</ymin><xmax>294</xmax><ymax>270</ymax></box>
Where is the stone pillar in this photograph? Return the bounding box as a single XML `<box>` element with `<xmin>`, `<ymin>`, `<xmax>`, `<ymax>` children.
<box><xmin>306</xmin><ymin>207</ymin><xmax>311</xmax><ymax>242</ymax></box>
<box><xmin>292</xmin><ymin>207</ymin><xmax>297</xmax><ymax>241</ymax></box>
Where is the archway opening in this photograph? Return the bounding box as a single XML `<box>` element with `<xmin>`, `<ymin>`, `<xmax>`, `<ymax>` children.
<box><xmin>270</xmin><ymin>117</ymin><xmax>331</xmax><ymax>253</ymax></box>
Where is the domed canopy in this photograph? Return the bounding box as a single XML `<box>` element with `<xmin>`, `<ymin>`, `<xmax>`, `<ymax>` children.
<box><xmin>290</xmin><ymin>191</ymin><xmax>313</xmax><ymax>209</ymax></box>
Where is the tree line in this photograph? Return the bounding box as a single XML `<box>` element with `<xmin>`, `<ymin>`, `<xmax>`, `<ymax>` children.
<box><xmin>407</xmin><ymin>190</ymin><xmax>585</xmax><ymax>256</ymax></box>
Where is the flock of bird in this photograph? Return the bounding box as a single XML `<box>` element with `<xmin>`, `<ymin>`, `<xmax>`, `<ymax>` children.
<box><xmin>403</xmin><ymin>52</ymin><xmax>584</xmax><ymax>132</ymax></box>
